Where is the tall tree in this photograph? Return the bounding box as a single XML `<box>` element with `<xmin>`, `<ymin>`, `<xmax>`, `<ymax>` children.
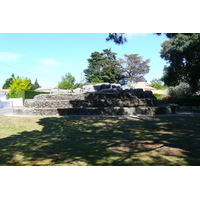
<box><xmin>58</xmin><ymin>73</ymin><xmax>76</xmax><ymax>90</ymax></box>
<box><xmin>119</xmin><ymin>54</ymin><xmax>150</xmax><ymax>84</ymax></box>
<box><xmin>160</xmin><ymin>33</ymin><xmax>200</xmax><ymax>92</ymax></box>
<box><xmin>31</xmin><ymin>79</ymin><xmax>41</xmax><ymax>90</ymax></box>
<box><xmin>2</xmin><ymin>74</ymin><xmax>16</xmax><ymax>89</ymax></box>
<box><xmin>84</xmin><ymin>49</ymin><xmax>122</xmax><ymax>83</ymax></box>
<box><xmin>7</xmin><ymin>77</ymin><xmax>32</xmax><ymax>98</ymax></box>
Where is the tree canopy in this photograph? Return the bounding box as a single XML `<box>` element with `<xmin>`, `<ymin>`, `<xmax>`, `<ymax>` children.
<box><xmin>2</xmin><ymin>74</ymin><xmax>18</xmax><ymax>89</ymax></box>
<box><xmin>7</xmin><ymin>77</ymin><xmax>32</xmax><ymax>98</ymax></box>
<box><xmin>31</xmin><ymin>79</ymin><xmax>41</xmax><ymax>90</ymax></box>
<box><xmin>106</xmin><ymin>33</ymin><xmax>127</xmax><ymax>45</ymax></box>
<box><xmin>160</xmin><ymin>33</ymin><xmax>200</xmax><ymax>92</ymax></box>
<box><xmin>58</xmin><ymin>73</ymin><xmax>76</xmax><ymax>90</ymax></box>
<box><xmin>119</xmin><ymin>54</ymin><xmax>150</xmax><ymax>84</ymax></box>
<box><xmin>84</xmin><ymin>49</ymin><xmax>122</xmax><ymax>84</ymax></box>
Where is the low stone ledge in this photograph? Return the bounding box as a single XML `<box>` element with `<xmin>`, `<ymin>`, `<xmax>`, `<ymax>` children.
<box><xmin>13</xmin><ymin>104</ymin><xmax>179</xmax><ymax>116</ymax></box>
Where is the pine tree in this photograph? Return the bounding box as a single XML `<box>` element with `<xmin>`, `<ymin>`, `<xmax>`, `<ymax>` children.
<box><xmin>84</xmin><ymin>49</ymin><xmax>122</xmax><ymax>84</ymax></box>
<box><xmin>32</xmin><ymin>79</ymin><xmax>41</xmax><ymax>90</ymax></box>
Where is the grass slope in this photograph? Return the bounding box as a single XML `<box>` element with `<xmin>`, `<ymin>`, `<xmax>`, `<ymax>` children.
<box><xmin>0</xmin><ymin>115</ymin><xmax>199</xmax><ymax>166</ymax></box>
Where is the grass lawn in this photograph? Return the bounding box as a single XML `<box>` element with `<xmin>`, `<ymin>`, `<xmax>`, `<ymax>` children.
<box><xmin>0</xmin><ymin>115</ymin><xmax>200</xmax><ymax>166</ymax></box>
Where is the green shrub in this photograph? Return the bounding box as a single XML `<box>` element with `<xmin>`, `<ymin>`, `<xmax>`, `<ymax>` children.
<box><xmin>162</xmin><ymin>96</ymin><xmax>200</xmax><ymax>106</ymax></box>
<box><xmin>164</xmin><ymin>82</ymin><xmax>200</xmax><ymax>106</ymax></box>
<box><xmin>154</xmin><ymin>93</ymin><xmax>163</xmax><ymax>100</ymax></box>
<box><xmin>18</xmin><ymin>91</ymin><xmax>50</xmax><ymax>102</ymax></box>
<box><xmin>168</xmin><ymin>82</ymin><xmax>192</xmax><ymax>98</ymax></box>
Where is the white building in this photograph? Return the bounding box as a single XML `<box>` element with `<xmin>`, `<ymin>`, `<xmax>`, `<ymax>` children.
<box><xmin>0</xmin><ymin>89</ymin><xmax>9</xmax><ymax>100</ymax></box>
<box><xmin>0</xmin><ymin>89</ymin><xmax>23</xmax><ymax>108</ymax></box>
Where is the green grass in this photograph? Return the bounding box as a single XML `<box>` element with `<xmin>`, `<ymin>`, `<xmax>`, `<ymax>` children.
<box><xmin>0</xmin><ymin>115</ymin><xmax>200</xmax><ymax>166</ymax></box>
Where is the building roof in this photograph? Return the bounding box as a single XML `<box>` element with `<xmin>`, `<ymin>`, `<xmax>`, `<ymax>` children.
<box><xmin>0</xmin><ymin>89</ymin><xmax>10</xmax><ymax>93</ymax></box>
<box><xmin>35</xmin><ymin>87</ymin><xmax>56</xmax><ymax>92</ymax></box>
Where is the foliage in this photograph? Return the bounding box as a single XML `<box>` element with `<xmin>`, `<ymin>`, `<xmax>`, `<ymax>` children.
<box><xmin>160</xmin><ymin>33</ymin><xmax>200</xmax><ymax>93</ymax></box>
<box><xmin>149</xmin><ymin>78</ymin><xmax>168</xmax><ymax>90</ymax></box>
<box><xmin>3</xmin><ymin>74</ymin><xmax>41</xmax><ymax>91</ymax></box>
<box><xmin>31</xmin><ymin>79</ymin><xmax>41</xmax><ymax>90</ymax></box>
<box><xmin>7</xmin><ymin>77</ymin><xmax>32</xmax><ymax>98</ymax></box>
<box><xmin>74</xmin><ymin>82</ymin><xmax>84</xmax><ymax>89</ymax></box>
<box><xmin>18</xmin><ymin>90</ymin><xmax>49</xmax><ymax>102</ymax></box>
<box><xmin>106</xmin><ymin>33</ymin><xmax>127</xmax><ymax>45</ymax></box>
<box><xmin>84</xmin><ymin>49</ymin><xmax>122</xmax><ymax>84</ymax></box>
<box><xmin>153</xmin><ymin>93</ymin><xmax>163</xmax><ymax>99</ymax></box>
<box><xmin>162</xmin><ymin>96</ymin><xmax>200</xmax><ymax>106</ymax></box>
<box><xmin>58</xmin><ymin>73</ymin><xmax>76</xmax><ymax>90</ymax></box>
<box><xmin>167</xmin><ymin>82</ymin><xmax>192</xmax><ymax>98</ymax></box>
<box><xmin>162</xmin><ymin>82</ymin><xmax>200</xmax><ymax>106</ymax></box>
<box><xmin>119</xmin><ymin>54</ymin><xmax>150</xmax><ymax>84</ymax></box>
<box><xmin>2</xmin><ymin>74</ymin><xmax>18</xmax><ymax>89</ymax></box>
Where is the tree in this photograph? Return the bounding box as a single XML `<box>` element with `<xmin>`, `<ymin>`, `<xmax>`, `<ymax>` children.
<box><xmin>2</xmin><ymin>74</ymin><xmax>17</xmax><ymax>89</ymax></box>
<box><xmin>58</xmin><ymin>73</ymin><xmax>76</xmax><ymax>90</ymax></box>
<box><xmin>106</xmin><ymin>33</ymin><xmax>127</xmax><ymax>45</ymax></box>
<box><xmin>7</xmin><ymin>77</ymin><xmax>32</xmax><ymax>98</ymax></box>
<box><xmin>84</xmin><ymin>49</ymin><xmax>122</xmax><ymax>84</ymax></box>
<box><xmin>160</xmin><ymin>33</ymin><xmax>200</xmax><ymax>93</ymax></box>
<box><xmin>31</xmin><ymin>79</ymin><xmax>41</xmax><ymax>90</ymax></box>
<box><xmin>119</xmin><ymin>54</ymin><xmax>150</xmax><ymax>84</ymax></box>
<box><xmin>149</xmin><ymin>78</ymin><xmax>167</xmax><ymax>90</ymax></box>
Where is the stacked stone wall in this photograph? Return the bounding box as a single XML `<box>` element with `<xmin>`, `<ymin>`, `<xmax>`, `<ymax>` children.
<box><xmin>13</xmin><ymin>83</ymin><xmax>179</xmax><ymax>116</ymax></box>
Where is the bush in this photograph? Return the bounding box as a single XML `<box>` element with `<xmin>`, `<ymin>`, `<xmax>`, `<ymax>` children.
<box><xmin>18</xmin><ymin>91</ymin><xmax>50</xmax><ymax>102</ymax></box>
<box><xmin>162</xmin><ymin>96</ymin><xmax>200</xmax><ymax>106</ymax></box>
<box><xmin>164</xmin><ymin>82</ymin><xmax>200</xmax><ymax>106</ymax></box>
<box><xmin>154</xmin><ymin>93</ymin><xmax>163</xmax><ymax>100</ymax></box>
<box><xmin>7</xmin><ymin>77</ymin><xmax>32</xmax><ymax>98</ymax></box>
<box><xmin>168</xmin><ymin>82</ymin><xmax>192</xmax><ymax>98</ymax></box>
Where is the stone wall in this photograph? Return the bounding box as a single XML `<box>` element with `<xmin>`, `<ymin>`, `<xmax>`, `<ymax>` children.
<box><xmin>13</xmin><ymin>83</ymin><xmax>179</xmax><ymax>116</ymax></box>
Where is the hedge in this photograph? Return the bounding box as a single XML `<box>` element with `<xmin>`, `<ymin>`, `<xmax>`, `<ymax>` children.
<box><xmin>17</xmin><ymin>90</ymin><xmax>50</xmax><ymax>102</ymax></box>
<box><xmin>162</xmin><ymin>96</ymin><xmax>200</xmax><ymax>106</ymax></box>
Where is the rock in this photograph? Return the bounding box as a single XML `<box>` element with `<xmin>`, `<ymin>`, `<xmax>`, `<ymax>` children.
<box><xmin>122</xmin><ymin>86</ymin><xmax>131</xmax><ymax>90</ymax></box>
<box><xmin>73</xmin><ymin>88</ymin><xmax>82</xmax><ymax>93</ymax></box>
<box><xmin>100</xmin><ymin>83</ymin><xmax>111</xmax><ymax>90</ymax></box>
<box><xmin>94</xmin><ymin>83</ymin><xmax>111</xmax><ymax>91</ymax></box>
<box><xmin>82</xmin><ymin>85</ymin><xmax>95</xmax><ymax>92</ymax></box>
<box><xmin>111</xmin><ymin>84</ymin><xmax>122</xmax><ymax>90</ymax></box>
<box><xmin>51</xmin><ymin>89</ymin><xmax>72</xmax><ymax>94</ymax></box>
<box><xmin>101</xmin><ymin>88</ymin><xmax>119</xmax><ymax>93</ymax></box>
<box><xmin>132</xmin><ymin>88</ymin><xmax>144</xmax><ymax>93</ymax></box>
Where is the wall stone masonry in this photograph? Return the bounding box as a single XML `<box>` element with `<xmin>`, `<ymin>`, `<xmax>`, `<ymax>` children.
<box><xmin>13</xmin><ymin>83</ymin><xmax>179</xmax><ymax>116</ymax></box>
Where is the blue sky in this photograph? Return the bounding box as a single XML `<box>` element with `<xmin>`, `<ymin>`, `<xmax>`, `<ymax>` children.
<box><xmin>0</xmin><ymin>33</ymin><xmax>169</xmax><ymax>88</ymax></box>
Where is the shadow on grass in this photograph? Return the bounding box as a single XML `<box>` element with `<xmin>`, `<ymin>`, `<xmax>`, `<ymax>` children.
<box><xmin>0</xmin><ymin>116</ymin><xmax>200</xmax><ymax>166</ymax></box>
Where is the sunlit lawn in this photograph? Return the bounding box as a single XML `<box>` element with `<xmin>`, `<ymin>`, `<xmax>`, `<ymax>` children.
<box><xmin>0</xmin><ymin>115</ymin><xmax>199</xmax><ymax>166</ymax></box>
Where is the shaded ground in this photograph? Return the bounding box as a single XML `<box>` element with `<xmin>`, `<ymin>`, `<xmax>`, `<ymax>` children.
<box><xmin>0</xmin><ymin>115</ymin><xmax>200</xmax><ymax>166</ymax></box>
